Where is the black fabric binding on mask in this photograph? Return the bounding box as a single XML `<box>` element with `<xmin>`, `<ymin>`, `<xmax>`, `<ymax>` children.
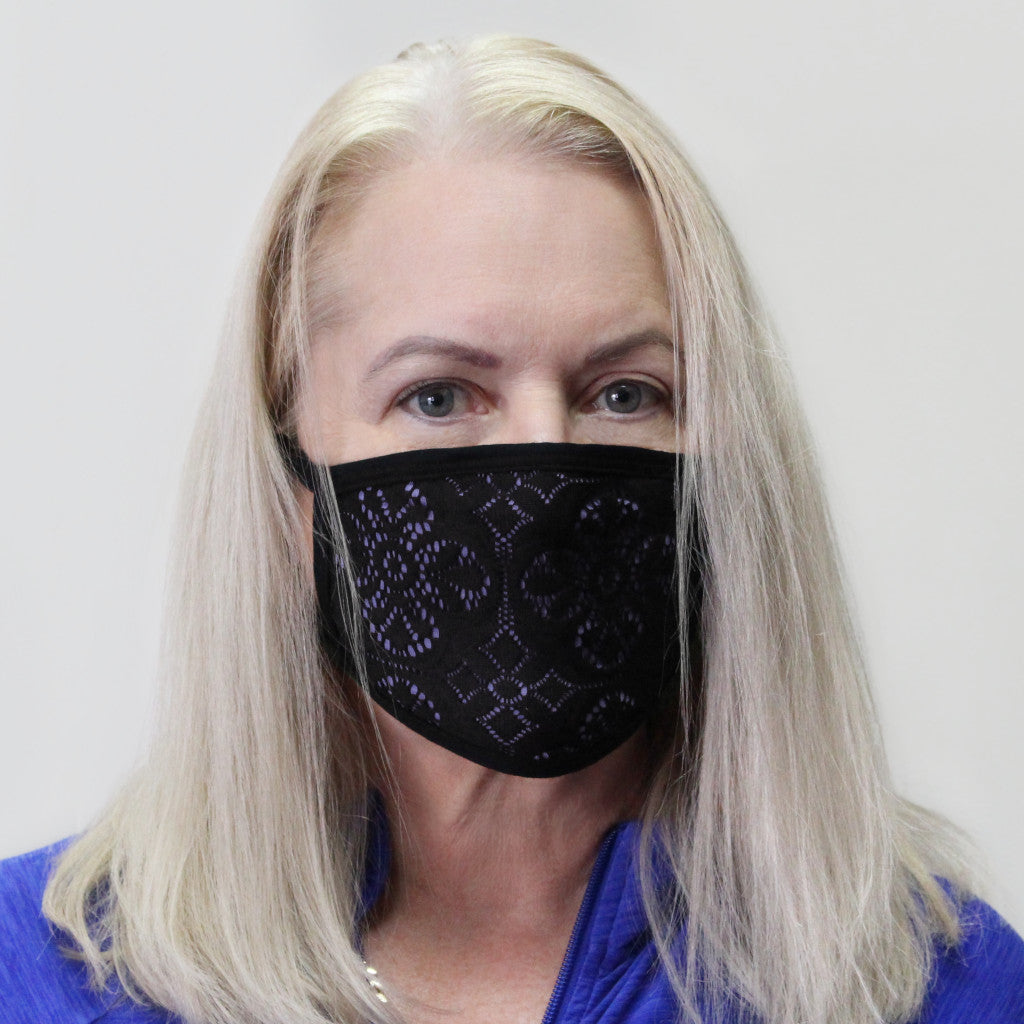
<box><xmin>283</xmin><ymin>441</ymin><xmax>688</xmax><ymax>778</ymax></box>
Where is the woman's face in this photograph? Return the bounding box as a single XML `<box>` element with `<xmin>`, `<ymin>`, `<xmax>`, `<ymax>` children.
<box><xmin>299</xmin><ymin>154</ymin><xmax>676</xmax><ymax>463</ymax></box>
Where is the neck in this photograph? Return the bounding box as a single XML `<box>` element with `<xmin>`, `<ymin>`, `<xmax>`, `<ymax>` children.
<box><xmin>369</xmin><ymin>711</ymin><xmax>648</xmax><ymax>922</ymax></box>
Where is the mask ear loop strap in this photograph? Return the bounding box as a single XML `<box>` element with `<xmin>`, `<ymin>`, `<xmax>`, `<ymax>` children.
<box><xmin>276</xmin><ymin>433</ymin><xmax>320</xmax><ymax>491</ymax></box>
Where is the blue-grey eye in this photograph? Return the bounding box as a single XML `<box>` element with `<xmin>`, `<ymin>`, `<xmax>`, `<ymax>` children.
<box><xmin>603</xmin><ymin>380</ymin><xmax>643</xmax><ymax>414</ymax></box>
<box><xmin>416</xmin><ymin>385</ymin><xmax>456</xmax><ymax>417</ymax></box>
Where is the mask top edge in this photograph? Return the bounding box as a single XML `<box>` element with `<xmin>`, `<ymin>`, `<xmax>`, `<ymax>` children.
<box><xmin>320</xmin><ymin>442</ymin><xmax>681</xmax><ymax>492</ymax></box>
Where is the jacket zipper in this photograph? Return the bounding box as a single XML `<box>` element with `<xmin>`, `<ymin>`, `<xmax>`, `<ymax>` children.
<box><xmin>540</xmin><ymin>826</ymin><xmax>620</xmax><ymax>1024</ymax></box>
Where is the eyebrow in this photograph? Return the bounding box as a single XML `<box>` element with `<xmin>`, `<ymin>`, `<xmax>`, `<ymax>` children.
<box><xmin>582</xmin><ymin>328</ymin><xmax>675</xmax><ymax>366</ymax></box>
<box><xmin>363</xmin><ymin>327</ymin><xmax>676</xmax><ymax>381</ymax></box>
<box><xmin>365</xmin><ymin>336</ymin><xmax>502</xmax><ymax>379</ymax></box>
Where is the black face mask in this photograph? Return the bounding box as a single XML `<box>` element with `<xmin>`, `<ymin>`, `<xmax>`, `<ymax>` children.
<box><xmin>286</xmin><ymin>442</ymin><xmax>686</xmax><ymax>778</ymax></box>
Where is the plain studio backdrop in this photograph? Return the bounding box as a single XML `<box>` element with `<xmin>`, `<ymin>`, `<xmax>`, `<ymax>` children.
<box><xmin>2</xmin><ymin>0</ymin><xmax>1021</xmax><ymax>936</ymax></box>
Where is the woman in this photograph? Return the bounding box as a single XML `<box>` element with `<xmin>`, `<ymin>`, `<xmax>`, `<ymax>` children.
<box><xmin>2</xmin><ymin>35</ymin><xmax>1022</xmax><ymax>1024</ymax></box>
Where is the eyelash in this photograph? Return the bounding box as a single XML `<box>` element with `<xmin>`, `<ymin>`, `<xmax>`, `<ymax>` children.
<box><xmin>588</xmin><ymin>379</ymin><xmax>667</xmax><ymax>415</ymax></box>
<box><xmin>395</xmin><ymin>379</ymin><xmax>470</xmax><ymax>415</ymax></box>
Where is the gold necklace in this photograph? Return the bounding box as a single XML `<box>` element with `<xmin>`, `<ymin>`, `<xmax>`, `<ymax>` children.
<box><xmin>362</xmin><ymin>957</ymin><xmax>388</xmax><ymax>1004</ymax></box>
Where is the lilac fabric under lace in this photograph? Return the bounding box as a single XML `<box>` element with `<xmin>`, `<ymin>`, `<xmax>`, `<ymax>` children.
<box><xmin>302</xmin><ymin>443</ymin><xmax>683</xmax><ymax>776</ymax></box>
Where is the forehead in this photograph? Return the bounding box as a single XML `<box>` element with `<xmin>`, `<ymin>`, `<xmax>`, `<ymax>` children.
<box><xmin>307</xmin><ymin>154</ymin><xmax>669</xmax><ymax>346</ymax></box>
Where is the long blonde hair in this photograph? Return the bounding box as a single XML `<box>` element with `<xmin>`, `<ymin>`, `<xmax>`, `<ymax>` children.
<box><xmin>45</xmin><ymin>36</ymin><xmax>969</xmax><ymax>1024</ymax></box>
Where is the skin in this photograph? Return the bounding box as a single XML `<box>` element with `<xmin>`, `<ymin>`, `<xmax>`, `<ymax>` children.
<box><xmin>297</xmin><ymin>153</ymin><xmax>677</xmax><ymax>1024</ymax></box>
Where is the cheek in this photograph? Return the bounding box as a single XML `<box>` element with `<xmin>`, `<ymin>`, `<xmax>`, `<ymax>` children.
<box><xmin>295</xmin><ymin>376</ymin><xmax>363</xmax><ymax>462</ymax></box>
<box><xmin>298</xmin><ymin>338</ymin><xmax>360</xmax><ymax>452</ymax></box>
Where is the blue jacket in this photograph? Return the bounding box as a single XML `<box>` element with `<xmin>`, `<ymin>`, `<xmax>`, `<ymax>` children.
<box><xmin>3</xmin><ymin>824</ymin><xmax>1023</xmax><ymax>1023</ymax></box>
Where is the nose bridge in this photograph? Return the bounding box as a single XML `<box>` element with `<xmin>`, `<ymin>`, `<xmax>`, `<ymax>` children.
<box><xmin>498</xmin><ymin>381</ymin><xmax>572</xmax><ymax>445</ymax></box>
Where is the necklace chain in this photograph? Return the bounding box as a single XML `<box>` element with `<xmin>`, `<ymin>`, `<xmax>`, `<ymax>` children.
<box><xmin>362</xmin><ymin>957</ymin><xmax>388</xmax><ymax>1004</ymax></box>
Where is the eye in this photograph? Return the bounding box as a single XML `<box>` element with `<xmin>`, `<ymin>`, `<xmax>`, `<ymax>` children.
<box><xmin>415</xmin><ymin>384</ymin><xmax>456</xmax><ymax>417</ymax></box>
<box><xmin>397</xmin><ymin>381</ymin><xmax>471</xmax><ymax>420</ymax></box>
<box><xmin>593</xmin><ymin>379</ymin><xmax>661</xmax><ymax>415</ymax></box>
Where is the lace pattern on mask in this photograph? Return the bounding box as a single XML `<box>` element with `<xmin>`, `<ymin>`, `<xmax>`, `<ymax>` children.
<box><xmin>316</xmin><ymin>455</ymin><xmax>679</xmax><ymax>776</ymax></box>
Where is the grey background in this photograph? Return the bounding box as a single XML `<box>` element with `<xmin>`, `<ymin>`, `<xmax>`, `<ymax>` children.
<box><xmin>2</xmin><ymin>0</ymin><xmax>1021</xmax><ymax>932</ymax></box>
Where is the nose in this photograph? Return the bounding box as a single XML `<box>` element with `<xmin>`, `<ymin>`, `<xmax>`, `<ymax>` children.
<box><xmin>491</xmin><ymin>385</ymin><xmax>573</xmax><ymax>445</ymax></box>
